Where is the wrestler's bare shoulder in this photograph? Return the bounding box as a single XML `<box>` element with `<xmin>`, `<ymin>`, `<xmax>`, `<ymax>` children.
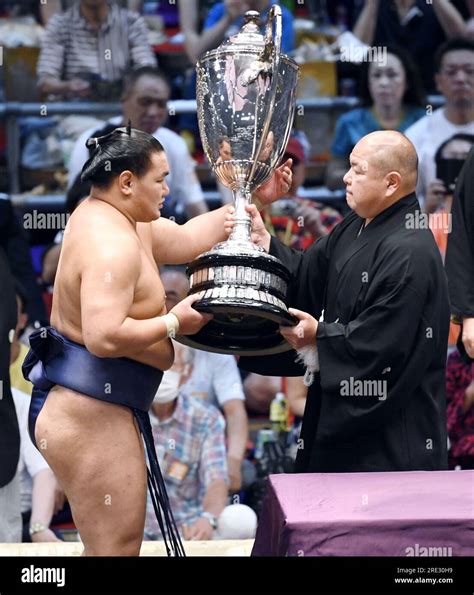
<box><xmin>51</xmin><ymin>198</ymin><xmax>173</xmax><ymax>370</ymax></box>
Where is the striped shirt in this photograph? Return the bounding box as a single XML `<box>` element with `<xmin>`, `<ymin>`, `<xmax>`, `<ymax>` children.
<box><xmin>37</xmin><ymin>1</ymin><xmax>156</xmax><ymax>84</ymax></box>
<box><xmin>145</xmin><ymin>395</ymin><xmax>228</xmax><ymax>538</ymax></box>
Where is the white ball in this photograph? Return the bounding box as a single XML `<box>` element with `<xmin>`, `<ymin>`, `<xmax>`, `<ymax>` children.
<box><xmin>217</xmin><ymin>504</ymin><xmax>257</xmax><ymax>539</ymax></box>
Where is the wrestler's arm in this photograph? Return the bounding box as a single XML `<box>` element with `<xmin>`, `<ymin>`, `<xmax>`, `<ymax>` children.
<box><xmin>151</xmin><ymin>160</ymin><xmax>293</xmax><ymax>265</ymax></box>
<box><xmin>80</xmin><ymin>233</ymin><xmax>205</xmax><ymax>357</ymax></box>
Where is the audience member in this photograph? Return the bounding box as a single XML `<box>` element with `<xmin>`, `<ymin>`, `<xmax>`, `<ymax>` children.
<box><xmin>264</xmin><ymin>134</ymin><xmax>343</xmax><ymax>249</ymax></box>
<box><xmin>405</xmin><ymin>38</ymin><xmax>474</xmax><ymax>207</ymax></box>
<box><xmin>326</xmin><ymin>45</ymin><xmax>426</xmax><ymax>189</ymax></box>
<box><xmin>161</xmin><ymin>268</ymin><xmax>248</xmax><ymax>492</ymax></box>
<box><xmin>36</xmin><ymin>0</ymin><xmax>157</xmax><ymax>100</ymax></box>
<box><xmin>353</xmin><ymin>0</ymin><xmax>467</xmax><ymax>92</ymax></box>
<box><xmin>145</xmin><ymin>342</ymin><xmax>256</xmax><ymax>541</ymax></box>
<box><xmin>0</xmin><ymin>247</ymin><xmax>20</xmax><ymax>543</ymax></box>
<box><xmin>446</xmin><ymin>350</ymin><xmax>474</xmax><ymax>469</ymax></box>
<box><xmin>179</xmin><ymin>0</ymin><xmax>294</xmax><ymax>64</ymax></box>
<box><xmin>0</xmin><ymin>197</ymin><xmax>48</xmax><ymax>327</ymax></box>
<box><xmin>68</xmin><ymin>67</ymin><xmax>208</xmax><ymax>220</ymax></box>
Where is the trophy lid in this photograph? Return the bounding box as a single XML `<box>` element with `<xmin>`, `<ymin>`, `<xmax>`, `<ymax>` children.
<box><xmin>221</xmin><ymin>11</ymin><xmax>266</xmax><ymax>50</ymax></box>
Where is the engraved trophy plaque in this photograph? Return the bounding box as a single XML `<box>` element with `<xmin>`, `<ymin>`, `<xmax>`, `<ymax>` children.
<box><xmin>177</xmin><ymin>6</ymin><xmax>300</xmax><ymax>355</ymax></box>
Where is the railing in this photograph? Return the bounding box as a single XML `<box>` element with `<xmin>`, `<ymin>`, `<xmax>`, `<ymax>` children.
<box><xmin>1</xmin><ymin>95</ymin><xmax>445</xmax><ymax>194</ymax></box>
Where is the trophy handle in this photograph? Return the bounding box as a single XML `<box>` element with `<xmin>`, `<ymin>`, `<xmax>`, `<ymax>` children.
<box><xmin>248</xmin><ymin>4</ymin><xmax>283</xmax><ymax>188</ymax></box>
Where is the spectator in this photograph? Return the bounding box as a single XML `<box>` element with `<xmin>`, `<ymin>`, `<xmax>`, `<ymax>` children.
<box><xmin>9</xmin><ymin>284</ymin><xmax>31</xmax><ymax>396</ymax></box>
<box><xmin>10</xmin><ymin>388</ymin><xmax>65</xmax><ymax>543</ymax></box>
<box><xmin>68</xmin><ymin>67</ymin><xmax>208</xmax><ymax>220</ymax></box>
<box><xmin>427</xmin><ymin>133</ymin><xmax>474</xmax><ymax>249</ymax></box>
<box><xmin>445</xmin><ymin>145</ymin><xmax>474</xmax><ymax>362</ymax></box>
<box><xmin>326</xmin><ymin>45</ymin><xmax>426</xmax><ymax>189</ymax></box>
<box><xmin>446</xmin><ymin>350</ymin><xmax>474</xmax><ymax>469</ymax></box>
<box><xmin>161</xmin><ymin>268</ymin><xmax>249</xmax><ymax>493</ymax></box>
<box><xmin>0</xmin><ymin>246</ymin><xmax>20</xmax><ymax>543</ymax></box>
<box><xmin>405</xmin><ymin>38</ymin><xmax>474</xmax><ymax>208</ymax></box>
<box><xmin>145</xmin><ymin>342</ymin><xmax>257</xmax><ymax>541</ymax></box>
<box><xmin>0</xmin><ymin>197</ymin><xmax>48</xmax><ymax>328</ymax></box>
<box><xmin>353</xmin><ymin>0</ymin><xmax>467</xmax><ymax>92</ymax></box>
<box><xmin>36</xmin><ymin>0</ymin><xmax>157</xmax><ymax>100</ymax></box>
<box><xmin>179</xmin><ymin>0</ymin><xmax>294</xmax><ymax>64</ymax></box>
<box><xmin>7</xmin><ymin>284</ymin><xmax>65</xmax><ymax>543</ymax></box>
<box><xmin>263</xmin><ymin>134</ymin><xmax>343</xmax><ymax>250</ymax></box>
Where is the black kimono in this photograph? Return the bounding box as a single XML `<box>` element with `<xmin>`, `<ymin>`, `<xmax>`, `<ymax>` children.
<box><xmin>445</xmin><ymin>146</ymin><xmax>474</xmax><ymax>322</ymax></box>
<box><xmin>241</xmin><ymin>193</ymin><xmax>450</xmax><ymax>473</ymax></box>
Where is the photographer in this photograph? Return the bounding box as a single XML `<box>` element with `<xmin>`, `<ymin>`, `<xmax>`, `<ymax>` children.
<box><xmin>426</xmin><ymin>133</ymin><xmax>474</xmax><ymax>213</ymax></box>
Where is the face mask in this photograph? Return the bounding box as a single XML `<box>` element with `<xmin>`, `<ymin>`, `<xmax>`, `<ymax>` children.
<box><xmin>153</xmin><ymin>370</ymin><xmax>181</xmax><ymax>404</ymax></box>
<box><xmin>436</xmin><ymin>158</ymin><xmax>465</xmax><ymax>193</ymax></box>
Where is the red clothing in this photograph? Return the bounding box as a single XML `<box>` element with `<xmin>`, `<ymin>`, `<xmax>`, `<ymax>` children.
<box><xmin>446</xmin><ymin>349</ymin><xmax>474</xmax><ymax>468</ymax></box>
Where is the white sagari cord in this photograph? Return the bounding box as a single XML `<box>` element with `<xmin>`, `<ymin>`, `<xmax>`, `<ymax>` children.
<box><xmin>295</xmin><ymin>345</ymin><xmax>320</xmax><ymax>387</ymax></box>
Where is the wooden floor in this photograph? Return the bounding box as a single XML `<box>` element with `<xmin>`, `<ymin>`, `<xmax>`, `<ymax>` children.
<box><xmin>0</xmin><ymin>540</ymin><xmax>254</xmax><ymax>557</ymax></box>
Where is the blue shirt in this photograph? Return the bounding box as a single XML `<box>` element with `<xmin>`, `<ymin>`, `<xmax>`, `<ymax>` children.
<box><xmin>331</xmin><ymin>107</ymin><xmax>426</xmax><ymax>158</ymax></box>
<box><xmin>204</xmin><ymin>1</ymin><xmax>295</xmax><ymax>54</ymax></box>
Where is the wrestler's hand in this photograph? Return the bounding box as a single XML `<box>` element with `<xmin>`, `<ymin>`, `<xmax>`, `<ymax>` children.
<box><xmin>280</xmin><ymin>308</ymin><xmax>318</xmax><ymax>350</ymax></box>
<box><xmin>170</xmin><ymin>294</ymin><xmax>213</xmax><ymax>335</ymax></box>
<box><xmin>462</xmin><ymin>317</ymin><xmax>474</xmax><ymax>359</ymax></box>
<box><xmin>224</xmin><ymin>204</ymin><xmax>271</xmax><ymax>252</ymax></box>
<box><xmin>253</xmin><ymin>159</ymin><xmax>293</xmax><ymax>205</ymax></box>
<box><xmin>183</xmin><ymin>518</ymin><xmax>214</xmax><ymax>541</ymax></box>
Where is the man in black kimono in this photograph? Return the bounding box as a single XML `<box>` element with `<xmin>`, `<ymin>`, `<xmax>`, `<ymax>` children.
<box><xmin>239</xmin><ymin>130</ymin><xmax>450</xmax><ymax>473</ymax></box>
<box><xmin>445</xmin><ymin>146</ymin><xmax>474</xmax><ymax>361</ymax></box>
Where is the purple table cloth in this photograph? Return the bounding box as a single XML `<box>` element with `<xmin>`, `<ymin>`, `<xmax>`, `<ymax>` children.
<box><xmin>252</xmin><ymin>471</ymin><xmax>474</xmax><ymax>556</ymax></box>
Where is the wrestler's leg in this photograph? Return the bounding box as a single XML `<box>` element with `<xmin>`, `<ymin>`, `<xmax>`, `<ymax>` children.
<box><xmin>34</xmin><ymin>386</ymin><xmax>147</xmax><ymax>556</ymax></box>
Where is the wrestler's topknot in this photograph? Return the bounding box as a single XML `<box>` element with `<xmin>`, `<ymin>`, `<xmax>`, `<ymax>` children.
<box><xmin>81</xmin><ymin>126</ymin><xmax>164</xmax><ymax>188</ymax></box>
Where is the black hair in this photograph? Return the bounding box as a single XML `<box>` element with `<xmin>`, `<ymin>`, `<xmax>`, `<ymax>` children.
<box><xmin>81</xmin><ymin>126</ymin><xmax>165</xmax><ymax>189</ymax></box>
<box><xmin>66</xmin><ymin>176</ymin><xmax>92</xmax><ymax>213</ymax></box>
<box><xmin>121</xmin><ymin>66</ymin><xmax>171</xmax><ymax>99</ymax></box>
<box><xmin>434</xmin><ymin>38</ymin><xmax>474</xmax><ymax>73</ymax></box>
<box><xmin>434</xmin><ymin>133</ymin><xmax>474</xmax><ymax>162</ymax></box>
<box><xmin>358</xmin><ymin>45</ymin><xmax>426</xmax><ymax>108</ymax></box>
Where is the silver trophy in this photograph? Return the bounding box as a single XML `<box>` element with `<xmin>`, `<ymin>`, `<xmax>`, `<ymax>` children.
<box><xmin>178</xmin><ymin>6</ymin><xmax>300</xmax><ymax>356</ymax></box>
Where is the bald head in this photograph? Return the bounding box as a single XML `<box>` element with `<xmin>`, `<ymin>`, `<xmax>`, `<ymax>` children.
<box><xmin>344</xmin><ymin>131</ymin><xmax>419</xmax><ymax>221</ymax></box>
<box><xmin>355</xmin><ymin>131</ymin><xmax>418</xmax><ymax>193</ymax></box>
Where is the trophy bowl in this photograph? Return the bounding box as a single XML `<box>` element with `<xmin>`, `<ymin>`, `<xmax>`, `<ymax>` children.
<box><xmin>176</xmin><ymin>6</ymin><xmax>300</xmax><ymax>356</ymax></box>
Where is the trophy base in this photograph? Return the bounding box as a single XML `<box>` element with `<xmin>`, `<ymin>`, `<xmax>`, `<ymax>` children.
<box><xmin>177</xmin><ymin>249</ymin><xmax>297</xmax><ymax>356</ymax></box>
<box><xmin>175</xmin><ymin>297</ymin><xmax>295</xmax><ymax>356</ymax></box>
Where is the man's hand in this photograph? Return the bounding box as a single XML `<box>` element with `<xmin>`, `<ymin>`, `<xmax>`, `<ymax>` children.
<box><xmin>462</xmin><ymin>317</ymin><xmax>474</xmax><ymax>358</ymax></box>
<box><xmin>68</xmin><ymin>78</ymin><xmax>91</xmax><ymax>97</ymax></box>
<box><xmin>183</xmin><ymin>517</ymin><xmax>214</xmax><ymax>541</ymax></box>
<box><xmin>224</xmin><ymin>204</ymin><xmax>271</xmax><ymax>251</ymax></box>
<box><xmin>227</xmin><ymin>456</ymin><xmax>242</xmax><ymax>492</ymax></box>
<box><xmin>254</xmin><ymin>159</ymin><xmax>293</xmax><ymax>206</ymax></box>
<box><xmin>280</xmin><ymin>307</ymin><xmax>318</xmax><ymax>350</ymax></box>
<box><xmin>170</xmin><ymin>294</ymin><xmax>213</xmax><ymax>335</ymax></box>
